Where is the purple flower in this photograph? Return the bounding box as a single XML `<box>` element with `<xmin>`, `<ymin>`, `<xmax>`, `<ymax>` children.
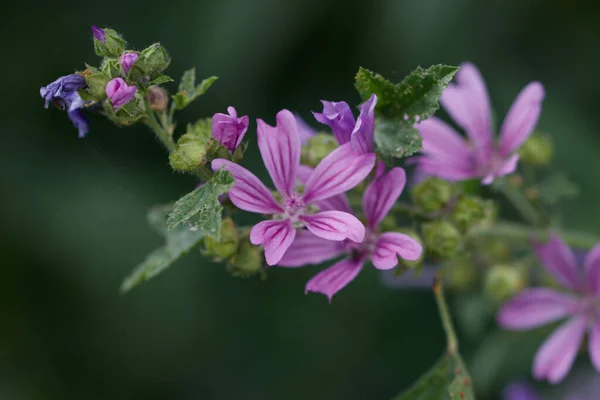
<box><xmin>278</xmin><ymin>164</ymin><xmax>423</xmax><ymax>301</ymax></box>
<box><xmin>91</xmin><ymin>25</ymin><xmax>105</xmax><ymax>43</ymax></box>
<box><xmin>412</xmin><ymin>63</ymin><xmax>544</xmax><ymax>184</ymax></box>
<box><xmin>40</xmin><ymin>74</ymin><xmax>89</xmax><ymax>138</ymax></box>
<box><xmin>211</xmin><ymin>106</ymin><xmax>249</xmax><ymax>153</ymax></box>
<box><xmin>120</xmin><ymin>52</ymin><xmax>139</xmax><ymax>75</ymax></box>
<box><xmin>313</xmin><ymin>94</ymin><xmax>378</xmax><ymax>154</ymax></box>
<box><xmin>211</xmin><ymin>109</ymin><xmax>376</xmax><ymax>266</ymax></box>
<box><xmin>105</xmin><ymin>78</ymin><xmax>136</xmax><ymax>111</ymax></box>
<box><xmin>503</xmin><ymin>382</ymin><xmax>541</xmax><ymax>400</ymax></box>
<box><xmin>497</xmin><ymin>235</ymin><xmax>600</xmax><ymax>383</ymax></box>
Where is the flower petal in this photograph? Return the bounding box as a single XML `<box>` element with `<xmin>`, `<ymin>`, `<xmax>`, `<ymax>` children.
<box><xmin>212</xmin><ymin>159</ymin><xmax>282</xmax><ymax>214</ymax></box>
<box><xmin>305</xmin><ymin>257</ymin><xmax>364</xmax><ymax>302</ymax></box>
<box><xmin>584</xmin><ymin>244</ymin><xmax>600</xmax><ymax>296</ymax></box>
<box><xmin>534</xmin><ymin>234</ymin><xmax>581</xmax><ymax>290</ymax></box>
<box><xmin>410</xmin><ymin>155</ymin><xmax>479</xmax><ymax>182</ymax></box>
<box><xmin>499</xmin><ymin>82</ymin><xmax>545</xmax><ymax>156</ymax></box>
<box><xmin>277</xmin><ymin>230</ymin><xmax>346</xmax><ymax>267</ymax></box>
<box><xmin>418</xmin><ymin>117</ymin><xmax>473</xmax><ymax>164</ymax></box>
<box><xmin>350</xmin><ymin>94</ymin><xmax>377</xmax><ymax>154</ymax></box>
<box><xmin>589</xmin><ymin>317</ymin><xmax>600</xmax><ymax>373</ymax></box>
<box><xmin>502</xmin><ymin>382</ymin><xmax>542</xmax><ymax>400</ymax></box>
<box><xmin>372</xmin><ymin>232</ymin><xmax>423</xmax><ymax>270</ymax></box>
<box><xmin>312</xmin><ymin>100</ymin><xmax>355</xmax><ymax>145</ymax></box>
<box><xmin>533</xmin><ymin>315</ymin><xmax>587</xmax><ymax>384</ymax></box>
<box><xmin>299</xmin><ymin>211</ymin><xmax>365</xmax><ymax>243</ymax></box>
<box><xmin>250</xmin><ymin>219</ymin><xmax>296</xmax><ymax>266</ymax></box>
<box><xmin>296</xmin><ymin>165</ymin><xmax>351</xmax><ymax>212</ymax></box>
<box><xmin>440</xmin><ymin>62</ymin><xmax>493</xmax><ymax>149</ymax></box>
<box><xmin>497</xmin><ymin>288</ymin><xmax>580</xmax><ymax>330</ymax></box>
<box><xmin>303</xmin><ymin>143</ymin><xmax>376</xmax><ymax>203</ymax></box>
<box><xmin>363</xmin><ymin>167</ymin><xmax>406</xmax><ymax>229</ymax></box>
<box><xmin>256</xmin><ymin>109</ymin><xmax>301</xmax><ymax>197</ymax></box>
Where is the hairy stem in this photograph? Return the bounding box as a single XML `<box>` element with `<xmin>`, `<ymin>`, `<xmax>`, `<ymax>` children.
<box><xmin>433</xmin><ymin>273</ymin><xmax>458</xmax><ymax>355</ymax></box>
<box><xmin>144</xmin><ymin>100</ymin><xmax>175</xmax><ymax>151</ymax></box>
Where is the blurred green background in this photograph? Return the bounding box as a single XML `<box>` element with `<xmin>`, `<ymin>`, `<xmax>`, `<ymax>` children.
<box><xmin>2</xmin><ymin>0</ymin><xmax>600</xmax><ymax>399</ymax></box>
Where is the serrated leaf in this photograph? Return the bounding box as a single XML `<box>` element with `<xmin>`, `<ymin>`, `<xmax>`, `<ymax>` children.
<box><xmin>374</xmin><ymin>117</ymin><xmax>423</xmax><ymax>162</ymax></box>
<box><xmin>167</xmin><ymin>169</ymin><xmax>234</xmax><ymax>234</ymax></box>
<box><xmin>120</xmin><ymin>204</ymin><xmax>206</xmax><ymax>293</ymax></box>
<box><xmin>172</xmin><ymin>67</ymin><xmax>218</xmax><ymax>110</ymax></box>
<box><xmin>538</xmin><ymin>172</ymin><xmax>579</xmax><ymax>206</ymax></box>
<box><xmin>148</xmin><ymin>74</ymin><xmax>174</xmax><ymax>86</ymax></box>
<box><xmin>393</xmin><ymin>353</ymin><xmax>474</xmax><ymax>400</ymax></box>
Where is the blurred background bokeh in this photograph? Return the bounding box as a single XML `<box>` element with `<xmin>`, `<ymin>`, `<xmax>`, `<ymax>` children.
<box><xmin>2</xmin><ymin>0</ymin><xmax>600</xmax><ymax>399</ymax></box>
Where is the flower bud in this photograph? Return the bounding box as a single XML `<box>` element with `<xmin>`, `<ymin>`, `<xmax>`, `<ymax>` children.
<box><xmin>120</xmin><ymin>52</ymin><xmax>140</xmax><ymax>75</ymax></box>
<box><xmin>519</xmin><ymin>132</ymin><xmax>552</xmax><ymax>165</ymax></box>
<box><xmin>103</xmin><ymin>93</ymin><xmax>145</xmax><ymax>125</ymax></box>
<box><xmin>227</xmin><ymin>240</ymin><xmax>263</xmax><ymax>278</ymax></box>
<box><xmin>79</xmin><ymin>69</ymin><xmax>110</xmax><ymax>102</ymax></box>
<box><xmin>169</xmin><ymin>140</ymin><xmax>208</xmax><ymax>172</ymax></box>
<box><xmin>212</xmin><ymin>107</ymin><xmax>249</xmax><ymax>153</ymax></box>
<box><xmin>137</xmin><ymin>43</ymin><xmax>171</xmax><ymax>76</ymax></box>
<box><xmin>92</xmin><ymin>26</ymin><xmax>126</xmax><ymax>58</ymax></box>
<box><xmin>203</xmin><ymin>218</ymin><xmax>238</xmax><ymax>260</ymax></box>
<box><xmin>422</xmin><ymin>220</ymin><xmax>461</xmax><ymax>260</ymax></box>
<box><xmin>411</xmin><ymin>177</ymin><xmax>455</xmax><ymax>213</ymax></box>
<box><xmin>147</xmin><ymin>86</ymin><xmax>169</xmax><ymax>112</ymax></box>
<box><xmin>443</xmin><ymin>255</ymin><xmax>477</xmax><ymax>290</ymax></box>
<box><xmin>300</xmin><ymin>133</ymin><xmax>339</xmax><ymax>167</ymax></box>
<box><xmin>450</xmin><ymin>195</ymin><xmax>488</xmax><ymax>232</ymax></box>
<box><xmin>484</xmin><ymin>265</ymin><xmax>525</xmax><ymax>302</ymax></box>
<box><xmin>105</xmin><ymin>78</ymin><xmax>136</xmax><ymax>110</ymax></box>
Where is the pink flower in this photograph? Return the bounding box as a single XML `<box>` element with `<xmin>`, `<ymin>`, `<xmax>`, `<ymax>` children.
<box><xmin>412</xmin><ymin>63</ymin><xmax>545</xmax><ymax>184</ymax></box>
<box><xmin>498</xmin><ymin>235</ymin><xmax>600</xmax><ymax>383</ymax></box>
<box><xmin>105</xmin><ymin>78</ymin><xmax>136</xmax><ymax>111</ymax></box>
<box><xmin>278</xmin><ymin>163</ymin><xmax>423</xmax><ymax>301</ymax></box>
<box><xmin>211</xmin><ymin>109</ymin><xmax>376</xmax><ymax>266</ymax></box>
<box><xmin>313</xmin><ymin>94</ymin><xmax>377</xmax><ymax>154</ymax></box>
<box><xmin>120</xmin><ymin>52</ymin><xmax>139</xmax><ymax>75</ymax></box>
<box><xmin>211</xmin><ymin>106</ymin><xmax>249</xmax><ymax>153</ymax></box>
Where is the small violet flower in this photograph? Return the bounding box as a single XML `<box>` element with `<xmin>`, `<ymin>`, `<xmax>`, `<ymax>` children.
<box><xmin>120</xmin><ymin>52</ymin><xmax>139</xmax><ymax>75</ymax></box>
<box><xmin>105</xmin><ymin>78</ymin><xmax>136</xmax><ymax>111</ymax></box>
<box><xmin>40</xmin><ymin>74</ymin><xmax>89</xmax><ymax>138</ymax></box>
<box><xmin>91</xmin><ymin>25</ymin><xmax>105</xmax><ymax>43</ymax></box>
<box><xmin>278</xmin><ymin>163</ymin><xmax>423</xmax><ymax>301</ymax></box>
<box><xmin>211</xmin><ymin>106</ymin><xmax>249</xmax><ymax>153</ymax></box>
<box><xmin>211</xmin><ymin>109</ymin><xmax>376</xmax><ymax>266</ymax></box>
<box><xmin>413</xmin><ymin>62</ymin><xmax>545</xmax><ymax>184</ymax></box>
<box><xmin>313</xmin><ymin>94</ymin><xmax>377</xmax><ymax>154</ymax></box>
<box><xmin>498</xmin><ymin>235</ymin><xmax>600</xmax><ymax>383</ymax></box>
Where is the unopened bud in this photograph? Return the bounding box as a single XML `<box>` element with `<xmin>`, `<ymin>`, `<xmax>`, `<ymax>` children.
<box><xmin>212</xmin><ymin>107</ymin><xmax>249</xmax><ymax>154</ymax></box>
<box><xmin>79</xmin><ymin>69</ymin><xmax>110</xmax><ymax>102</ymax></box>
<box><xmin>147</xmin><ymin>86</ymin><xmax>169</xmax><ymax>112</ymax></box>
<box><xmin>105</xmin><ymin>78</ymin><xmax>136</xmax><ymax>111</ymax></box>
<box><xmin>519</xmin><ymin>133</ymin><xmax>552</xmax><ymax>165</ymax></box>
<box><xmin>450</xmin><ymin>195</ymin><xmax>488</xmax><ymax>232</ymax></box>
<box><xmin>169</xmin><ymin>140</ymin><xmax>208</xmax><ymax>172</ymax></box>
<box><xmin>484</xmin><ymin>265</ymin><xmax>525</xmax><ymax>302</ymax></box>
<box><xmin>300</xmin><ymin>133</ymin><xmax>338</xmax><ymax>167</ymax></box>
<box><xmin>92</xmin><ymin>26</ymin><xmax>126</xmax><ymax>58</ymax></box>
<box><xmin>204</xmin><ymin>218</ymin><xmax>238</xmax><ymax>260</ymax></box>
<box><xmin>137</xmin><ymin>43</ymin><xmax>171</xmax><ymax>76</ymax></box>
<box><xmin>227</xmin><ymin>240</ymin><xmax>263</xmax><ymax>278</ymax></box>
<box><xmin>422</xmin><ymin>220</ymin><xmax>461</xmax><ymax>260</ymax></box>
<box><xmin>411</xmin><ymin>177</ymin><xmax>455</xmax><ymax>213</ymax></box>
<box><xmin>120</xmin><ymin>52</ymin><xmax>140</xmax><ymax>75</ymax></box>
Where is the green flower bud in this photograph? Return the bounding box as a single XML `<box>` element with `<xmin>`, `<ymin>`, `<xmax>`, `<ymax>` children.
<box><xmin>204</xmin><ymin>218</ymin><xmax>238</xmax><ymax>260</ymax></box>
<box><xmin>422</xmin><ymin>220</ymin><xmax>461</xmax><ymax>259</ymax></box>
<box><xmin>300</xmin><ymin>133</ymin><xmax>338</xmax><ymax>167</ymax></box>
<box><xmin>450</xmin><ymin>195</ymin><xmax>489</xmax><ymax>232</ymax></box>
<box><xmin>442</xmin><ymin>255</ymin><xmax>477</xmax><ymax>291</ymax></box>
<box><xmin>93</xmin><ymin>28</ymin><xmax>126</xmax><ymax>58</ymax></box>
<box><xmin>79</xmin><ymin>68</ymin><xmax>110</xmax><ymax>102</ymax></box>
<box><xmin>519</xmin><ymin>132</ymin><xmax>552</xmax><ymax>165</ymax></box>
<box><xmin>169</xmin><ymin>119</ymin><xmax>212</xmax><ymax>172</ymax></box>
<box><xmin>102</xmin><ymin>93</ymin><xmax>145</xmax><ymax>125</ymax></box>
<box><xmin>137</xmin><ymin>43</ymin><xmax>171</xmax><ymax>76</ymax></box>
<box><xmin>484</xmin><ymin>264</ymin><xmax>525</xmax><ymax>302</ymax></box>
<box><xmin>227</xmin><ymin>240</ymin><xmax>263</xmax><ymax>278</ymax></box>
<box><xmin>411</xmin><ymin>178</ymin><xmax>455</xmax><ymax>213</ymax></box>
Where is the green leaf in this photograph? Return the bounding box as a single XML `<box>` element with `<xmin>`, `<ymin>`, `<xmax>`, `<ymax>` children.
<box><xmin>538</xmin><ymin>172</ymin><xmax>580</xmax><ymax>206</ymax></box>
<box><xmin>120</xmin><ymin>204</ymin><xmax>206</xmax><ymax>293</ymax></box>
<box><xmin>172</xmin><ymin>68</ymin><xmax>218</xmax><ymax>110</ymax></box>
<box><xmin>167</xmin><ymin>169</ymin><xmax>234</xmax><ymax>234</ymax></box>
<box><xmin>374</xmin><ymin>117</ymin><xmax>423</xmax><ymax>161</ymax></box>
<box><xmin>148</xmin><ymin>74</ymin><xmax>174</xmax><ymax>86</ymax></box>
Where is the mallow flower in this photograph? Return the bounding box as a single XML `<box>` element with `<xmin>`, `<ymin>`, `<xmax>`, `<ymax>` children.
<box><xmin>278</xmin><ymin>163</ymin><xmax>423</xmax><ymax>301</ymax></box>
<box><xmin>40</xmin><ymin>74</ymin><xmax>89</xmax><ymax>138</ymax></box>
<box><xmin>412</xmin><ymin>63</ymin><xmax>545</xmax><ymax>184</ymax></box>
<box><xmin>105</xmin><ymin>78</ymin><xmax>136</xmax><ymax>110</ymax></box>
<box><xmin>211</xmin><ymin>106</ymin><xmax>249</xmax><ymax>153</ymax></box>
<box><xmin>498</xmin><ymin>235</ymin><xmax>600</xmax><ymax>383</ymax></box>
<box><xmin>211</xmin><ymin>109</ymin><xmax>376</xmax><ymax>266</ymax></box>
<box><xmin>120</xmin><ymin>52</ymin><xmax>139</xmax><ymax>75</ymax></box>
<box><xmin>313</xmin><ymin>94</ymin><xmax>377</xmax><ymax>154</ymax></box>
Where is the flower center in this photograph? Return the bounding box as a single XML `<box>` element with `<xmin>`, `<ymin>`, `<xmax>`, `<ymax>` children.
<box><xmin>347</xmin><ymin>229</ymin><xmax>378</xmax><ymax>260</ymax></box>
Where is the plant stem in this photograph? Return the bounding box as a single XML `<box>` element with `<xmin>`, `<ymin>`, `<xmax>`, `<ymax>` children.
<box><xmin>144</xmin><ymin>101</ymin><xmax>175</xmax><ymax>152</ymax></box>
<box><xmin>470</xmin><ymin>221</ymin><xmax>600</xmax><ymax>249</ymax></box>
<box><xmin>433</xmin><ymin>273</ymin><xmax>458</xmax><ymax>355</ymax></box>
<box><xmin>493</xmin><ymin>181</ymin><xmax>543</xmax><ymax>227</ymax></box>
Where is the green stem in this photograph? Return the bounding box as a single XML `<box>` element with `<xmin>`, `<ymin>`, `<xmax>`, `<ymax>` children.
<box><xmin>470</xmin><ymin>221</ymin><xmax>600</xmax><ymax>249</ymax></box>
<box><xmin>433</xmin><ymin>273</ymin><xmax>458</xmax><ymax>355</ymax></box>
<box><xmin>144</xmin><ymin>101</ymin><xmax>175</xmax><ymax>152</ymax></box>
<box><xmin>493</xmin><ymin>181</ymin><xmax>543</xmax><ymax>227</ymax></box>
